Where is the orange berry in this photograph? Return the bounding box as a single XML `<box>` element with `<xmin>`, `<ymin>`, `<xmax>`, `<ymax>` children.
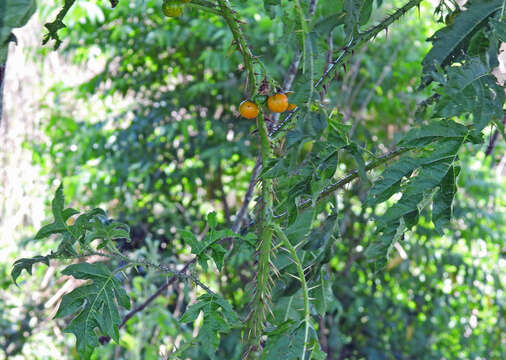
<box><xmin>239</xmin><ymin>100</ymin><xmax>259</xmax><ymax>119</ymax></box>
<box><xmin>267</xmin><ymin>93</ymin><xmax>289</xmax><ymax>113</ymax></box>
<box><xmin>286</xmin><ymin>103</ymin><xmax>297</xmax><ymax>111</ymax></box>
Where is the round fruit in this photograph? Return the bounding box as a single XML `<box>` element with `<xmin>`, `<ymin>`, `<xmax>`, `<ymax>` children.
<box><xmin>267</xmin><ymin>93</ymin><xmax>289</xmax><ymax>113</ymax></box>
<box><xmin>239</xmin><ymin>100</ymin><xmax>259</xmax><ymax>119</ymax></box>
<box><xmin>162</xmin><ymin>1</ymin><xmax>183</xmax><ymax>17</ymax></box>
<box><xmin>286</xmin><ymin>103</ymin><xmax>297</xmax><ymax>111</ymax></box>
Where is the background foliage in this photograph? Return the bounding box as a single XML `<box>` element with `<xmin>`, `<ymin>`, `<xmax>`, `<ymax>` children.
<box><xmin>1</xmin><ymin>0</ymin><xmax>505</xmax><ymax>359</ymax></box>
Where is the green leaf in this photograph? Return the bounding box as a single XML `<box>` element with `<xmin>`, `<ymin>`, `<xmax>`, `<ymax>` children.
<box><xmin>180</xmin><ymin>294</ymin><xmax>239</xmax><ymax>359</ymax></box>
<box><xmin>261</xmin><ymin>321</ymin><xmax>309</xmax><ymax>360</ymax></box>
<box><xmin>422</xmin><ymin>0</ymin><xmax>503</xmax><ymax>79</ymax></box>
<box><xmin>378</xmin><ymin>159</ymin><xmax>454</xmax><ymax>227</ymax></box>
<box><xmin>0</xmin><ymin>0</ymin><xmax>36</xmax><ymax>62</ymax></box>
<box><xmin>311</xmin><ymin>269</ymin><xmax>334</xmax><ymax>315</ymax></box>
<box><xmin>368</xmin><ymin>157</ymin><xmax>420</xmax><ymax>206</ymax></box>
<box><xmin>34</xmin><ymin>185</ymin><xmax>78</xmax><ymax>240</ymax></box>
<box><xmin>83</xmin><ymin>216</ymin><xmax>130</xmax><ymax>248</ymax></box>
<box><xmin>347</xmin><ymin>143</ymin><xmax>369</xmax><ymax>183</ymax></box>
<box><xmin>365</xmin><ymin>220</ymin><xmax>405</xmax><ymax>268</ymax></box>
<box><xmin>312</xmin><ymin>12</ymin><xmax>346</xmax><ymax>35</ymax></box>
<box><xmin>284</xmin><ymin>209</ymin><xmax>314</xmax><ymax>245</ymax></box>
<box><xmin>11</xmin><ymin>255</ymin><xmax>50</xmax><ymax>285</ymax></box>
<box><xmin>397</xmin><ymin>120</ymin><xmax>468</xmax><ymax>148</ymax></box>
<box><xmin>432</xmin><ymin>165</ymin><xmax>461</xmax><ymax>234</ymax></box>
<box><xmin>344</xmin><ymin>0</ymin><xmax>365</xmax><ymax>35</ymax></box>
<box><xmin>55</xmin><ymin>262</ymin><xmax>130</xmax><ymax>359</ymax></box>
<box><xmin>207</xmin><ymin>211</ymin><xmax>217</xmax><ymax>228</ymax></box>
<box><xmin>434</xmin><ymin>58</ymin><xmax>505</xmax><ymax>131</ymax></box>
<box><xmin>489</xmin><ymin>18</ymin><xmax>506</xmax><ymax>42</ymax></box>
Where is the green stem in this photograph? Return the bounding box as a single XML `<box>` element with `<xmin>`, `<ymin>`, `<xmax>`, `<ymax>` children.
<box><xmin>245</xmin><ymin>112</ymin><xmax>274</xmax><ymax>358</ymax></box>
<box><xmin>217</xmin><ymin>0</ymin><xmax>257</xmax><ymax>96</ymax></box>
<box><xmin>273</xmin><ymin>223</ymin><xmax>310</xmax><ymax>360</ymax></box>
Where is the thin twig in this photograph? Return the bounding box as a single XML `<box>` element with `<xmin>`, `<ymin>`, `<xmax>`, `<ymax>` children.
<box><xmin>233</xmin><ymin>155</ymin><xmax>262</xmax><ymax>233</ymax></box>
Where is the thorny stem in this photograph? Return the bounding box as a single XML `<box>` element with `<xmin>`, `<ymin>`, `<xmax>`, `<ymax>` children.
<box><xmin>273</xmin><ymin>224</ymin><xmax>311</xmax><ymax>360</ymax></box>
<box><xmin>315</xmin><ymin>0</ymin><xmax>423</xmax><ymax>90</ymax></box>
<box><xmin>217</xmin><ymin>0</ymin><xmax>257</xmax><ymax>96</ymax></box>
<box><xmin>245</xmin><ymin>111</ymin><xmax>274</xmax><ymax>358</ymax></box>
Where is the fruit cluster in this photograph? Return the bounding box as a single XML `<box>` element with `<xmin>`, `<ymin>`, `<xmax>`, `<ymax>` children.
<box><xmin>239</xmin><ymin>93</ymin><xmax>296</xmax><ymax>119</ymax></box>
<box><xmin>162</xmin><ymin>0</ymin><xmax>191</xmax><ymax>17</ymax></box>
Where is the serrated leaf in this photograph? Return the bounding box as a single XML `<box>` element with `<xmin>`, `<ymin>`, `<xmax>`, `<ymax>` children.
<box><xmin>344</xmin><ymin>0</ymin><xmax>365</xmax><ymax>36</ymax></box>
<box><xmin>11</xmin><ymin>255</ymin><xmax>50</xmax><ymax>285</ymax></box>
<box><xmin>422</xmin><ymin>0</ymin><xmax>503</xmax><ymax>79</ymax></box>
<box><xmin>55</xmin><ymin>262</ymin><xmax>130</xmax><ymax>358</ymax></box>
<box><xmin>432</xmin><ymin>165</ymin><xmax>460</xmax><ymax>234</ymax></box>
<box><xmin>261</xmin><ymin>321</ymin><xmax>311</xmax><ymax>360</ymax></box>
<box><xmin>210</xmin><ymin>243</ymin><xmax>226</xmax><ymax>271</ymax></box>
<box><xmin>262</xmin><ymin>157</ymin><xmax>290</xmax><ymax>179</ymax></box>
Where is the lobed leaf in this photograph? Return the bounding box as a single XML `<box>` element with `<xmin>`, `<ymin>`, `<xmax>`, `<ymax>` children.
<box><xmin>55</xmin><ymin>262</ymin><xmax>130</xmax><ymax>359</ymax></box>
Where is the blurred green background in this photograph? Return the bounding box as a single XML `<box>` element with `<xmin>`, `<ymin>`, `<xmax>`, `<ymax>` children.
<box><xmin>0</xmin><ymin>0</ymin><xmax>504</xmax><ymax>359</ymax></box>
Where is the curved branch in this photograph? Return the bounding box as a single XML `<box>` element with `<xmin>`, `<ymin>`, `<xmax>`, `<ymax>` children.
<box><xmin>217</xmin><ymin>0</ymin><xmax>257</xmax><ymax>96</ymax></box>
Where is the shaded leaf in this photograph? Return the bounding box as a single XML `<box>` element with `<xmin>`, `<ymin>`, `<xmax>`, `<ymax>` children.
<box><xmin>11</xmin><ymin>255</ymin><xmax>50</xmax><ymax>285</ymax></box>
<box><xmin>432</xmin><ymin>165</ymin><xmax>461</xmax><ymax>234</ymax></box>
<box><xmin>422</xmin><ymin>0</ymin><xmax>503</xmax><ymax>79</ymax></box>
